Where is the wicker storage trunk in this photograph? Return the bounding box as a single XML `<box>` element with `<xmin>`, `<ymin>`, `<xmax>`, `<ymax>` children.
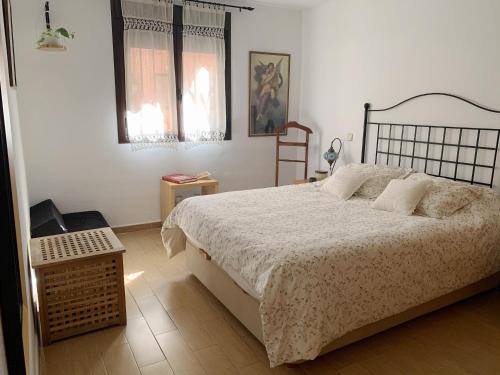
<box><xmin>30</xmin><ymin>227</ymin><xmax>127</xmax><ymax>345</ymax></box>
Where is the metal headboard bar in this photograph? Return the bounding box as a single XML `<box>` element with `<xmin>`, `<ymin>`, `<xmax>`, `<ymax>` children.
<box><xmin>361</xmin><ymin>93</ymin><xmax>500</xmax><ymax>188</ymax></box>
<box><xmin>375</xmin><ymin>151</ymin><xmax>493</xmax><ymax>169</ymax></box>
<box><xmin>375</xmin><ymin>136</ymin><xmax>496</xmax><ymax>151</ymax></box>
<box><xmin>368</xmin><ymin>92</ymin><xmax>500</xmax><ymax>114</ymax></box>
<box><xmin>367</xmin><ymin>121</ymin><xmax>498</xmax><ymax>132</ymax></box>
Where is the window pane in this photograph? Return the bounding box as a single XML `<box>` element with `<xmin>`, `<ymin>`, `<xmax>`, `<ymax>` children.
<box><xmin>181</xmin><ymin>5</ymin><xmax>227</xmax><ymax>142</ymax></box>
<box><xmin>121</xmin><ymin>0</ymin><xmax>178</xmax><ymax>143</ymax></box>
<box><xmin>126</xmin><ymin>47</ymin><xmax>176</xmax><ymax>138</ymax></box>
<box><xmin>182</xmin><ymin>51</ymin><xmax>218</xmax><ymax>136</ymax></box>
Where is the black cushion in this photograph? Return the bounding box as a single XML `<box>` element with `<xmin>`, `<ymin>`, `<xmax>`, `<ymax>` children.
<box><xmin>30</xmin><ymin>199</ymin><xmax>67</xmax><ymax>238</ymax></box>
<box><xmin>62</xmin><ymin>211</ymin><xmax>109</xmax><ymax>233</ymax></box>
<box><xmin>30</xmin><ymin>200</ymin><xmax>109</xmax><ymax>238</ymax></box>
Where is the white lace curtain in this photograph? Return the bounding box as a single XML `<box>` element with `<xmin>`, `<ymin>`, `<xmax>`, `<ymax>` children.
<box><xmin>122</xmin><ymin>0</ymin><xmax>178</xmax><ymax>147</ymax></box>
<box><xmin>182</xmin><ymin>3</ymin><xmax>226</xmax><ymax>143</ymax></box>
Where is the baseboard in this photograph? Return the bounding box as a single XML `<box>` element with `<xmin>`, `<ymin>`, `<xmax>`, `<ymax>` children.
<box><xmin>112</xmin><ymin>221</ymin><xmax>162</xmax><ymax>233</ymax></box>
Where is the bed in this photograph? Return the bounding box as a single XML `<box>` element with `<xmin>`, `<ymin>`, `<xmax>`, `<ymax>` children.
<box><xmin>161</xmin><ymin>93</ymin><xmax>500</xmax><ymax>367</ymax></box>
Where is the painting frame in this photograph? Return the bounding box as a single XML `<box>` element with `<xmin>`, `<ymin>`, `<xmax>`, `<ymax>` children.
<box><xmin>248</xmin><ymin>51</ymin><xmax>290</xmax><ymax>137</ymax></box>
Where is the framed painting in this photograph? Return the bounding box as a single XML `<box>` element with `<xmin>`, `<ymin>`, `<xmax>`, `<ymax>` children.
<box><xmin>248</xmin><ymin>51</ymin><xmax>290</xmax><ymax>137</ymax></box>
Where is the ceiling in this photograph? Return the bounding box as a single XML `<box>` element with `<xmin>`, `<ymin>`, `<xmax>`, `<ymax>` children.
<box><xmin>251</xmin><ymin>0</ymin><xmax>325</xmax><ymax>9</ymax></box>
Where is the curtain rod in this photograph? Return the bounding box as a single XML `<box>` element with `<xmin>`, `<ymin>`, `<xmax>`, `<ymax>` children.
<box><xmin>183</xmin><ymin>0</ymin><xmax>254</xmax><ymax>11</ymax></box>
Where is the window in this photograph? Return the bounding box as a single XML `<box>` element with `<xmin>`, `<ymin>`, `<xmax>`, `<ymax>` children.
<box><xmin>111</xmin><ymin>0</ymin><xmax>231</xmax><ymax>144</ymax></box>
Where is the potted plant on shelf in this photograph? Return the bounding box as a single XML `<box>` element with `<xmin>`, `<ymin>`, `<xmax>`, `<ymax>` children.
<box><xmin>36</xmin><ymin>27</ymin><xmax>74</xmax><ymax>51</ymax></box>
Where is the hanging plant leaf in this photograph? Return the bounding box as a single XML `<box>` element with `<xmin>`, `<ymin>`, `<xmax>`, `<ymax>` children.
<box><xmin>55</xmin><ymin>27</ymin><xmax>74</xmax><ymax>39</ymax></box>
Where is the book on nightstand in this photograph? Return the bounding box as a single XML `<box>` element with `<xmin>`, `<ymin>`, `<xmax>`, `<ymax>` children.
<box><xmin>162</xmin><ymin>171</ymin><xmax>211</xmax><ymax>184</ymax></box>
<box><xmin>162</xmin><ymin>174</ymin><xmax>197</xmax><ymax>184</ymax></box>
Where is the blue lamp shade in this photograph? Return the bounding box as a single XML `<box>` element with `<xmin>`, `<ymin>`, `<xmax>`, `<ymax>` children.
<box><xmin>323</xmin><ymin>149</ymin><xmax>338</xmax><ymax>163</ymax></box>
<box><xmin>323</xmin><ymin>138</ymin><xmax>343</xmax><ymax>175</ymax></box>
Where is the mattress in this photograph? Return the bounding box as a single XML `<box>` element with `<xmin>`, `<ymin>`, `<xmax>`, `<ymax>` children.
<box><xmin>184</xmin><ymin>231</ymin><xmax>260</xmax><ymax>300</ymax></box>
<box><xmin>162</xmin><ymin>182</ymin><xmax>500</xmax><ymax>367</ymax></box>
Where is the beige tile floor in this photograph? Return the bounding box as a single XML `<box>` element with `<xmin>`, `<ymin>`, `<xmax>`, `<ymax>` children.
<box><xmin>41</xmin><ymin>228</ymin><xmax>500</xmax><ymax>375</ymax></box>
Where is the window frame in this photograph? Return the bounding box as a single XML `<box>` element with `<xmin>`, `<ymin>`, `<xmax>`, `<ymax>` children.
<box><xmin>111</xmin><ymin>1</ymin><xmax>232</xmax><ymax>144</ymax></box>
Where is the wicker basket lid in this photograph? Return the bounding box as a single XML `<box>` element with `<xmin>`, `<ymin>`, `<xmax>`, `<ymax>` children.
<box><xmin>30</xmin><ymin>227</ymin><xmax>125</xmax><ymax>268</ymax></box>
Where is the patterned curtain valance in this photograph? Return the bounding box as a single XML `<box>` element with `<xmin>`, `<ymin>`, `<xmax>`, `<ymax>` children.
<box><xmin>183</xmin><ymin>25</ymin><xmax>224</xmax><ymax>39</ymax></box>
<box><xmin>121</xmin><ymin>0</ymin><xmax>174</xmax><ymax>32</ymax></box>
<box><xmin>182</xmin><ymin>2</ymin><xmax>225</xmax><ymax>39</ymax></box>
<box><xmin>123</xmin><ymin>17</ymin><xmax>173</xmax><ymax>33</ymax></box>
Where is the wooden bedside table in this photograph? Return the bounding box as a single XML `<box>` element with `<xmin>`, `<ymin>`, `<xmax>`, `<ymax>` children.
<box><xmin>293</xmin><ymin>179</ymin><xmax>309</xmax><ymax>184</ymax></box>
<box><xmin>160</xmin><ymin>178</ymin><xmax>219</xmax><ymax>222</ymax></box>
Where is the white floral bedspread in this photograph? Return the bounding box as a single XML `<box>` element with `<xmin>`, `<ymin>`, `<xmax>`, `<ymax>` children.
<box><xmin>161</xmin><ymin>183</ymin><xmax>500</xmax><ymax>367</ymax></box>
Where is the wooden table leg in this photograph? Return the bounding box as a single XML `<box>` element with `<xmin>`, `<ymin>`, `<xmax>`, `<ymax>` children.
<box><xmin>160</xmin><ymin>183</ymin><xmax>176</xmax><ymax>222</ymax></box>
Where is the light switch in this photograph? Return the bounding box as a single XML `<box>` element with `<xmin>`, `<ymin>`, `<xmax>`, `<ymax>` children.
<box><xmin>346</xmin><ymin>133</ymin><xmax>353</xmax><ymax>141</ymax></box>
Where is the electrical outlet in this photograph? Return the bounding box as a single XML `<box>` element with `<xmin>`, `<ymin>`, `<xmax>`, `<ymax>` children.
<box><xmin>345</xmin><ymin>133</ymin><xmax>353</xmax><ymax>141</ymax></box>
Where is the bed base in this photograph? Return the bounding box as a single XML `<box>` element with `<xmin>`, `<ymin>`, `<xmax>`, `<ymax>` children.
<box><xmin>186</xmin><ymin>240</ymin><xmax>500</xmax><ymax>364</ymax></box>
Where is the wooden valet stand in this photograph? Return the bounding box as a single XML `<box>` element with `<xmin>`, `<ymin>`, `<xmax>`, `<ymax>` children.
<box><xmin>275</xmin><ymin>122</ymin><xmax>313</xmax><ymax>186</ymax></box>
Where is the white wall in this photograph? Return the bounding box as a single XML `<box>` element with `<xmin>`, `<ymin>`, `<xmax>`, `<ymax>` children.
<box><xmin>12</xmin><ymin>0</ymin><xmax>303</xmax><ymax>226</ymax></box>
<box><xmin>300</xmin><ymin>0</ymin><xmax>500</xmax><ymax>189</ymax></box>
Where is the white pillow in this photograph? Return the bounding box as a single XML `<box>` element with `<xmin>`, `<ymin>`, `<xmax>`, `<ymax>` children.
<box><xmin>345</xmin><ymin>163</ymin><xmax>414</xmax><ymax>199</ymax></box>
<box><xmin>371</xmin><ymin>179</ymin><xmax>432</xmax><ymax>215</ymax></box>
<box><xmin>407</xmin><ymin>173</ymin><xmax>480</xmax><ymax>218</ymax></box>
<box><xmin>320</xmin><ymin>166</ymin><xmax>370</xmax><ymax>200</ymax></box>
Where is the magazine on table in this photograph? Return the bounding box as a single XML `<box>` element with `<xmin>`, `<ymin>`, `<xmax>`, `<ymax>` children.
<box><xmin>162</xmin><ymin>172</ymin><xmax>211</xmax><ymax>184</ymax></box>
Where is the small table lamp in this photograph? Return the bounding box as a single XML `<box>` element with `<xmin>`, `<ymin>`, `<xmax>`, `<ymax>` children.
<box><xmin>323</xmin><ymin>138</ymin><xmax>343</xmax><ymax>175</ymax></box>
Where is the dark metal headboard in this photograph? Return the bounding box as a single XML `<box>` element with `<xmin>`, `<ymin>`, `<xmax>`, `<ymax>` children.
<box><xmin>361</xmin><ymin>93</ymin><xmax>500</xmax><ymax>188</ymax></box>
